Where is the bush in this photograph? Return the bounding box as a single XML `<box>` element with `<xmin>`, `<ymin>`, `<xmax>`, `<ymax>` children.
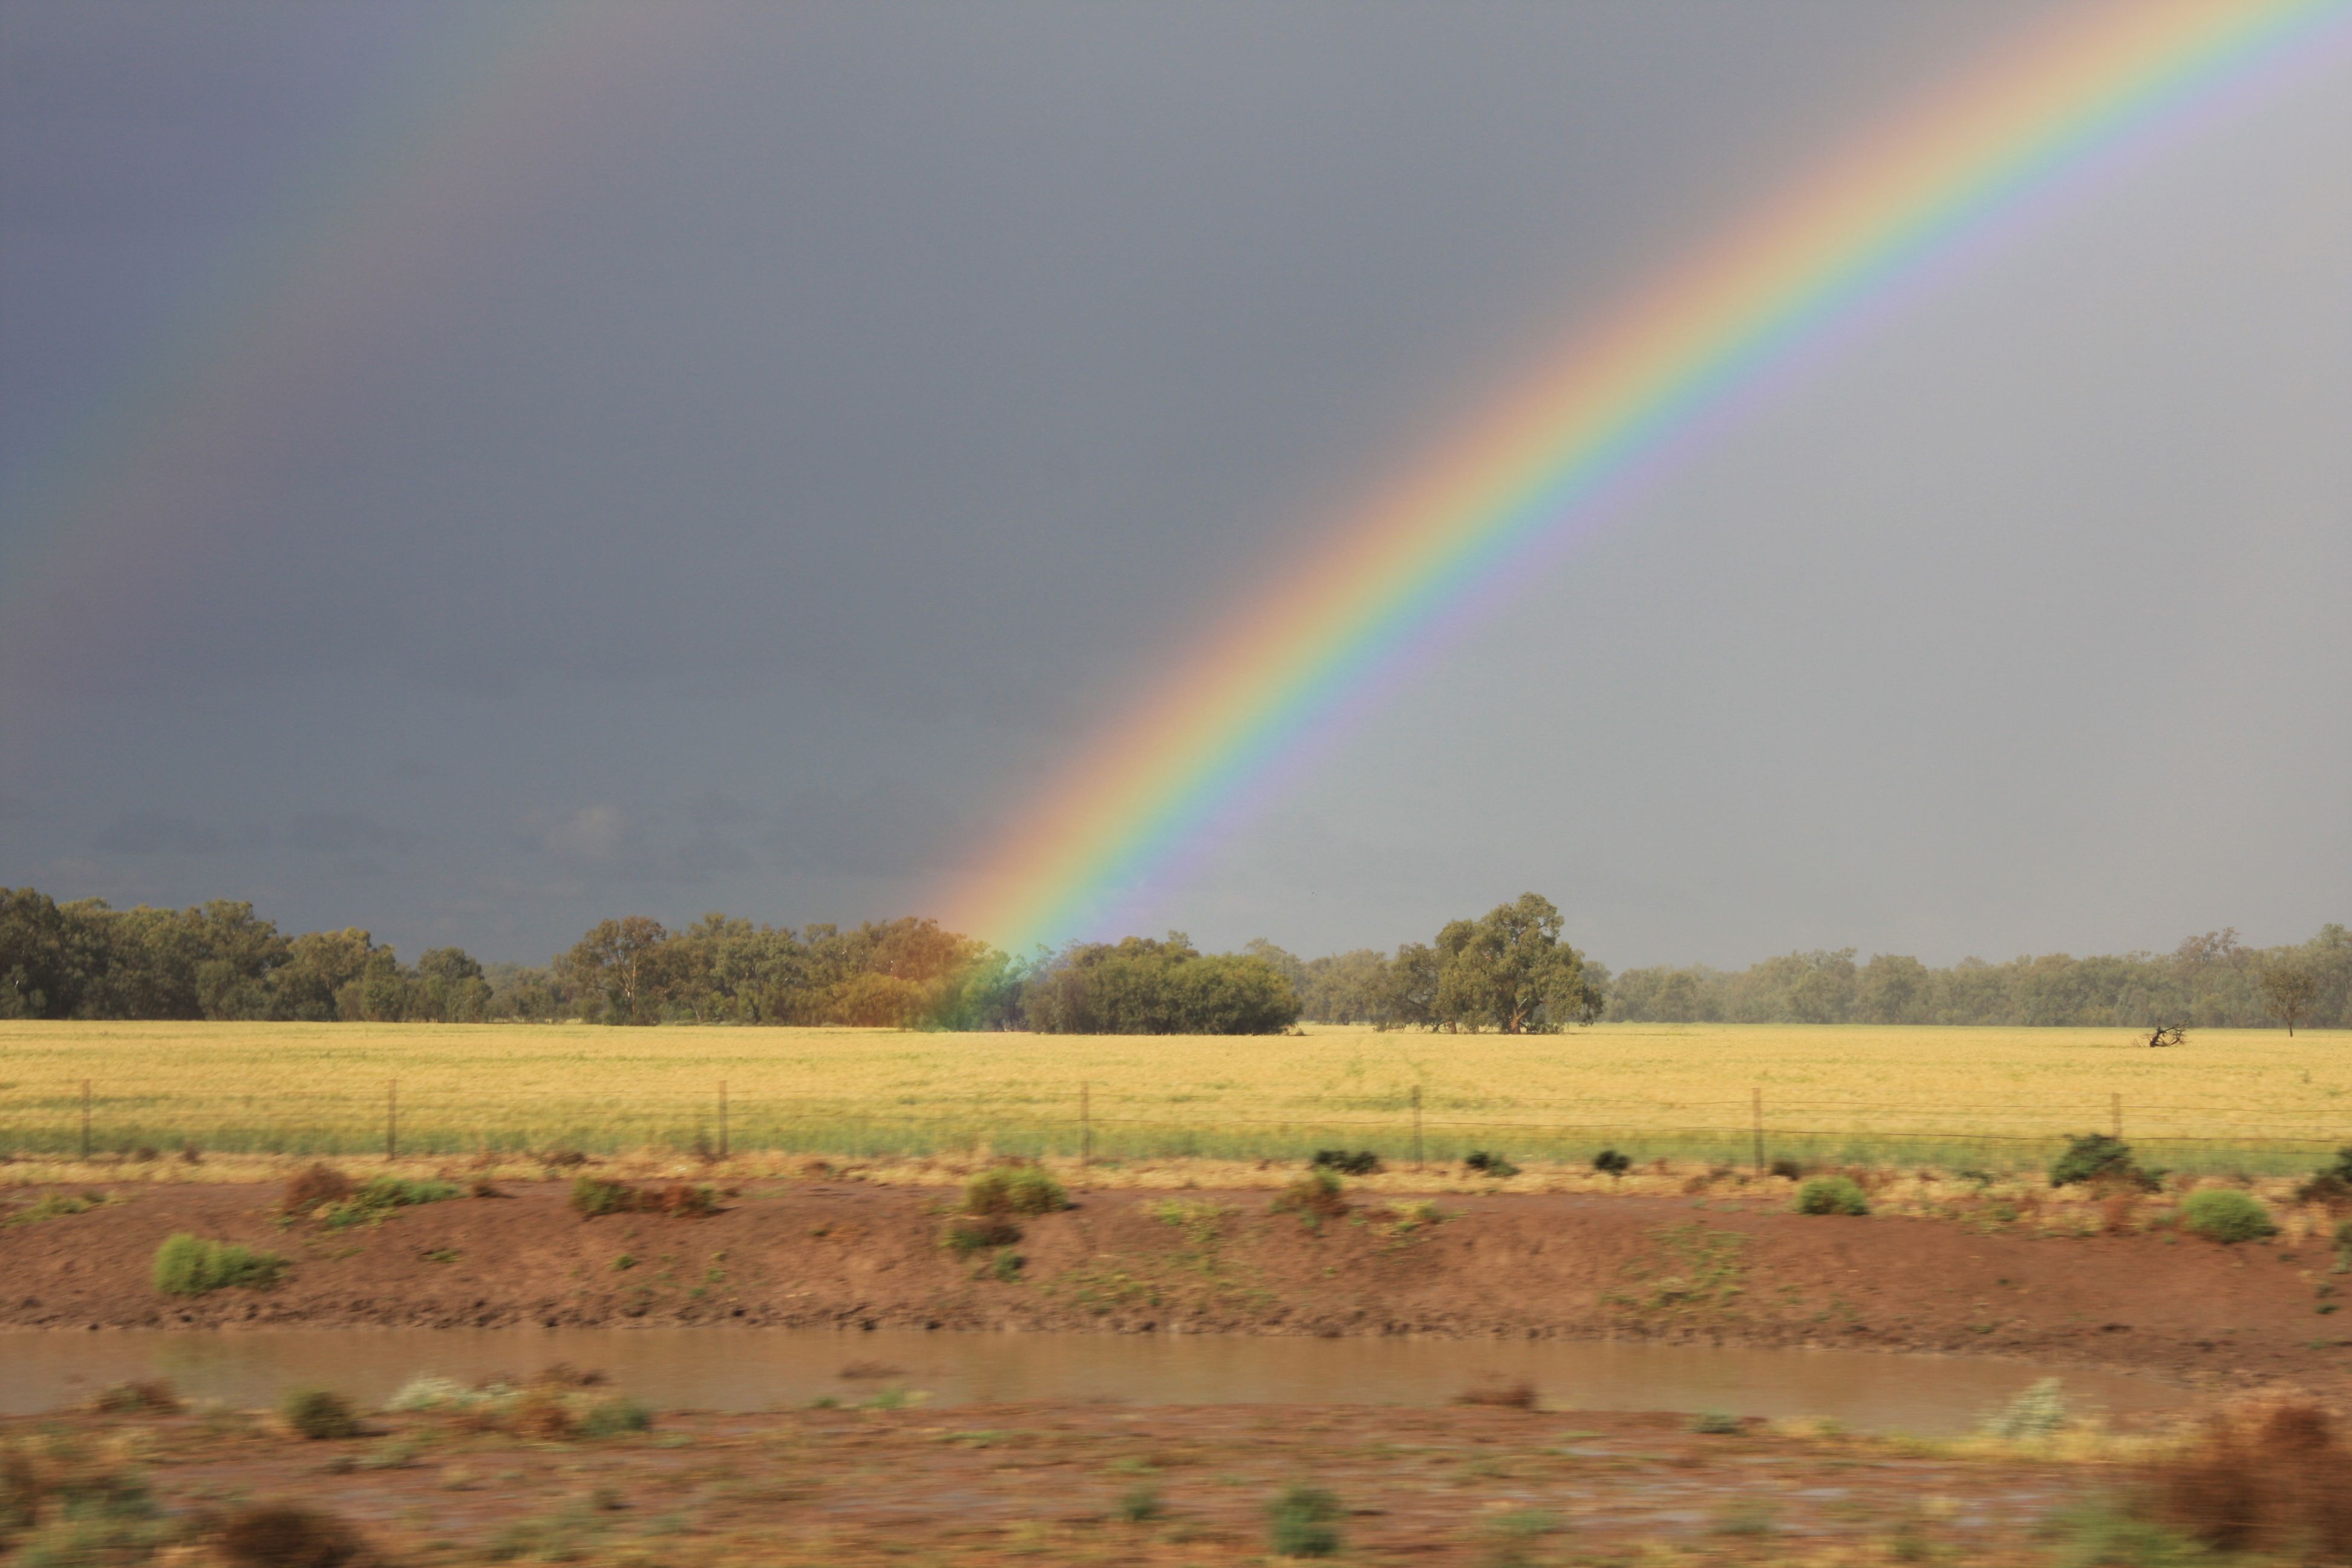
<box><xmin>578</xmin><ymin>1397</ymin><xmax>653</xmax><ymax>1439</ymax></box>
<box><xmin>1690</xmin><ymin>1410</ymin><xmax>1742</xmax><ymax>1435</ymax></box>
<box><xmin>279</xmin><ymin>1388</ymin><xmax>360</xmax><ymax>1440</ymax></box>
<box><xmin>1768</xmin><ymin>1157</ymin><xmax>1806</xmax><ymax>1181</ymax></box>
<box><xmin>1590</xmin><ymin>1148</ymin><xmax>1632</xmax><ymax>1177</ymax></box>
<box><xmin>1272</xmin><ymin>1169</ymin><xmax>1347</xmax><ymax>1219</ymax></box>
<box><xmin>1794</xmin><ymin>1175</ymin><xmax>1869</xmax><ymax>1216</ymax></box>
<box><xmin>217</xmin><ymin>1501</ymin><xmax>365</xmax><ymax>1567</ymax></box>
<box><xmin>281</xmin><ymin>1164</ymin><xmax>353</xmax><ymax>1214</ymax></box>
<box><xmin>318</xmin><ymin>1175</ymin><xmax>463</xmax><ymax>1229</ymax></box>
<box><xmin>1310</xmin><ymin>1149</ymin><xmax>1382</xmax><ymax>1177</ymax></box>
<box><xmin>1116</xmin><ymin>1483</ymin><xmax>1163</xmax><ymax>1523</ymax></box>
<box><xmin>944</xmin><ymin>1216</ymin><xmax>1022</xmax><ymax>1256</ymax></box>
<box><xmin>2142</xmin><ymin>1401</ymin><xmax>2352</xmax><ymax>1560</ymax></box>
<box><xmin>93</xmin><ymin>1379</ymin><xmax>181</xmax><ymax>1416</ymax></box>
<box><xmin>152</xmin><ymin>1233</ymin><xmax>287</xmax><ymax>1295</ymax></box>
<box><xmin>2180</xmin><ymin>1188</ymin><xmax>2277</xmax><ymax>1244</ymax></box>
<box><xmin>570</xmin><ymin>1177</ymin><xmax>638</xmax><ymax>1217</ymax></box>
<box><xmin>643</xmin><ymin>1183</ymin><xmax>717</xmax><ymax>1217</ymax></box>
<box><xmin>1463</xmin><ymin>1151</ymin><xmax>1519</xmax><ymax>1179</ymax></box>
<box><xmin>962</xmin><ymin>1166</ymin><xmax>1068</xmax><ymax>1217</ymax></box>
<box><xmin>1267</xmin><ymin>1485</ymin><xmax>1342</xmax><ymax>1558</ymax></box>
<box><xmin>2049</xmin><ymin>1133</ymin><xmax>2149</xmax><ymax>1189</ymax></box>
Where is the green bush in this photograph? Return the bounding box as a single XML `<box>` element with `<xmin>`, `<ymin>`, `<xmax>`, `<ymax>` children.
<box><xmin>151</xmin><ymin>1233</ymin><xmax>286</xmax><ymax>1296</ymax></box>
<box><xmin>570</xmin><ymin>1177</ymin><xmax>638</xmax><ymax>1217</ymax></box>
<box><xmin>1590</xmin><ymin>1149</ymin><xmax>1632</xmax><ymax>1177</ymax></box>
<box><xmin>1116</xmin><ymin>1483</ymin><xmax>1163</xmax><ymax>1523</ymax></box>
<box><xmin>962</xmin><ymin>1166</ymin><xmax>1068</xmax><ymax>1217</ymax></box>
<box><xmin>1271</xmin><ymin>1169</ymin><xmax>1347</xmax><ymax>1220</ymax></box>
<box><xmin>1267</xmin><ymin>1485</ymin><xmax>1342</xmax><ymax>1558</ymax></box>
<box><xmin>578</xmin><ymin>1397</ymin><xmax>653</xmax><ymax>1439</ymax></box>
<box><xmin>318</xmin><ymin>1176</ymin><xmax>462</xmax><ymax>1230</ymax></box>
<box><xmin>945</xmin><ymin>1216</ymin><xmax>1022</xmax><ymax>1256</ymax></box>
<box><xmin>1795</xmin><ymin>1175</ymin><xmax>1869</xmax><ymax>1216</ymax></box>
<box><xmin>2179</xmin><ymin>1188</ymin><xmax>2277</xmax><ymax>1244</ymax></box>
<box><xmin>1310</xmin><ymin>1149</ymin><xmax>1382</xmax><ymax>1176</ymax></box>
<box><xmin>2049</xmin><ymin>1134</ymin><xmax>2148</xmax><ymax>1189</ymax></box>
<box><xmin>218</xmin><ymin>1502</ymin><xmax>365</xmax><ymax>1567</ymax></box>
<box><xmin>279</xmin><ymin>1387</ymin><xmax>361</xmax><ymax>1440</ymax></box>
<box><xmin>1464</xmin><ymin>1151</ymin><xmax>1519</xmax><ymax>1179</ymax></box>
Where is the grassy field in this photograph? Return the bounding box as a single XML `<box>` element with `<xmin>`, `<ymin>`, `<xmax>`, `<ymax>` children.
<box><xmin>2</xmin><ymin>1019</ymin><xmax>2347</xmax><ymax>1175</ymax></box>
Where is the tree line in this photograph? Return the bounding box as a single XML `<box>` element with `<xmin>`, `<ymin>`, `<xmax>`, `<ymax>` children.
<box><xmin>2</xmin><ymin>883</ymin><xmax>2340</xmax><ymax>1033</ymax></box>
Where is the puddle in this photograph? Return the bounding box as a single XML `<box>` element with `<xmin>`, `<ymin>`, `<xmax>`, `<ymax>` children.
<box><xmin>0</xmin><ymin>1327</ymin><xmax>2186</xmax><ymax>1434</ymax></box>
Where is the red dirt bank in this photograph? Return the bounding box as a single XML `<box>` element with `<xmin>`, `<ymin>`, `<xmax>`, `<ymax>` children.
<box><xmin>3</xmin><ymin>1181</ymin><xmax>2344</xmax><ymax>1391</ymax></box>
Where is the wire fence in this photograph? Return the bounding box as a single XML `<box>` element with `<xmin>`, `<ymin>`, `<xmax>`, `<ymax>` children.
<box><xmin>4</xmin><ymin>1080</ymin><xmax>2347</xmax><ymax>1175</ymax></box>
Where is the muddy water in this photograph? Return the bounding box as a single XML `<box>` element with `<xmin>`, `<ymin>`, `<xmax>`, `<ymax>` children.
<box><xmin>0</xmin><ymin>1328</ymin><xmax>2189</xmax><ymax>1433</ymax></box>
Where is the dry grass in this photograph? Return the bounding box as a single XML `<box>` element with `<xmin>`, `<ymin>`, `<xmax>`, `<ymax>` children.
<box><xmin>1</xmin><ymin>1019</ymin><xmax>2345</xmax><ymax>1179</ymax></box>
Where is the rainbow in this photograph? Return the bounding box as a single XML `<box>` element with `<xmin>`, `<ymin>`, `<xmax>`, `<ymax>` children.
<box><xmin>943</xmin><ymin>0</ymin><xmax>2352</xmax><ymax>953</ymax></box>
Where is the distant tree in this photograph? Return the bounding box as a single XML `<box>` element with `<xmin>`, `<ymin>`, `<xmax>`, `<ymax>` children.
<box><xmin>1373</xmin><ymin>942</ymin><xmax>1440</xmax><ymax>1030</ymax></box>
<box><xmin>1429</xmin><ymin>893</ymin><xmax>1598</xmax><ymax>1033</ymax></box>
<box><xmin>560</xmin><ymin>916</ymin><xmax>670</xmax><ymax>1024</ymax></box>
<box><xmin>413</xmin><ymin>947</ymin><xmax>490</xmax><ymax>1022</ymax></box>
<box><xmin>2259</xmin><ymin>963</ymin><xmax>2318</xmax><ymax>1037</ymax></box>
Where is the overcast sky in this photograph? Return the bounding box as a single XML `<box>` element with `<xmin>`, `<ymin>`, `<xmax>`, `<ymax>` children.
<box><xmin>2</xmin><ymin>0</ymin><xmax>2347</xmax><ymax>970</ymax></box>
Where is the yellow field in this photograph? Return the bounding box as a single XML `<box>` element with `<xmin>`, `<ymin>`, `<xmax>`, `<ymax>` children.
<box><xmin>2</xmin><ymin>1019</ymin><xmax>2346</xmax><ymax>1175</ymax></box>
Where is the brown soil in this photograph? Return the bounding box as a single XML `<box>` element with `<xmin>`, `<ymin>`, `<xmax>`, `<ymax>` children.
<box><xmin>0</xmin><ymin>1399</ymin><xmax>2131</xmax><ymax>1566</ymax></box>
<box><xmin>4</xmin><ymin>1181</ymin><xmax>2347</xmax><ymax>1391</ymax></box>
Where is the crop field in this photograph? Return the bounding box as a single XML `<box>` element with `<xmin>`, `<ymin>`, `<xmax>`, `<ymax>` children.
<box><xmin>2</xmin><ymin>1019</ymin><xmax>2347</xmax><ymax>1175</ymax></box>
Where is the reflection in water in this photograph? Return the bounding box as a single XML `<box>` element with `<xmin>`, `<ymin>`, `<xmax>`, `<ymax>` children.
<box><xmin>0</xmin><ymin>1327</ymin><xmax>2186</xmax><ymax>1434</ymax></box>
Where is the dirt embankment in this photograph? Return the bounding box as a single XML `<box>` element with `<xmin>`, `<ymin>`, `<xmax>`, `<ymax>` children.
<box><xmin>2</xmin><ymin>1181</ymin><xmax>2344</xmax><ymax>1388</ymax></box>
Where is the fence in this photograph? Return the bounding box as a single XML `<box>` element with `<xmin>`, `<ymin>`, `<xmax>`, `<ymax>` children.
<box><xmin>4</xmin><ymin>1080</ymin><xmax>2347</xmax><ymax>1176</ymax></box>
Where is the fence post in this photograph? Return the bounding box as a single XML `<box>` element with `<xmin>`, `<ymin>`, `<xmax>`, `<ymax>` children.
<box><xmin>81</xmin><ymin>1079</ymin><xmax>91</xmax><ymax>1162</ymax></box>
<box><xmin>2111</xmin><ymin>1092</ymin><xmax>2122</xmax><ymax>1141</ymax></box>
<box><xmin>1411</xmin><ymin>1085</ymin><xmax>1423</xmax><ymax>1171</ymax></box>
<box><xmin>386</xmin><ymin>1079</ymin><xmax>397</xmax><ymax>1162</ymax></box>
<box><xmin>1751</xmin><ymin>1086</ymin><xmax>1765</xmax><ymax>1174</ymax></box>
<box><xmin>1080</xmin><ymin>1082</ymin><xmax>1091</xmax><ymax>1167</ymax></box>
<box><xmin>719</xmin><ymin>1082</ymin><xmax>729</xmax><ymax>1160</ymax></box>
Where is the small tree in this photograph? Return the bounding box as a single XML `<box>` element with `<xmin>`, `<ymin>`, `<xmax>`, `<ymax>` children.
<box><xmin>2259</xmin><ymin>964</ymin><xmax>2318</xmax><ymax>1037</ymax></box>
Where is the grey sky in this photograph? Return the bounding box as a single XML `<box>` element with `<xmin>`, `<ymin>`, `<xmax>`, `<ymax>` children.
<box><xmin>2</xmin><ymin>0</ymin><xmax>2347</xmax><ymax>969</ymax></box>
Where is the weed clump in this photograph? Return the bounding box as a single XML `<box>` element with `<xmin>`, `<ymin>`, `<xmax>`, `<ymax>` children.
<box><xmin>1116</xmin><ymin>1483</ymin><xmax>1163</xmax><ymax>1523</ymax></box>
<box><xmin>944</xmin><ymin>1216</ymin><xmax>1022</xmax><ymax>1256</ymax></box>
<box><xmin>2295</xmin><ymin>1147</ymin><xmax>2352</xmax><ymax>1207</ymax></box>
<box><xmin>0</xmin><ymin>1432</ymin><xmax>161</xmax><ymax>1562</ymax></box>
<box><xmin>279</xmin><ymin>1388</ymin><xmax>360</xmax><ymax>1440</ymax></box>
<box><xmin>316</xmin><ymin>1175</ymin><xmax>462</xmax><ymax>1229</ymax></box>
<box><xmin>567</xmin><ymin>1176</ymin><xmax>720</xmax><ymax>1218</ymax></box>
<box><xmin>962</xmin><ymin>1166</ymin><xmax>1068</xmax><ymax>1217</ymax></box>
<box><xmin>1768</xmin><ymin>1157</ymin><xmax>1806</xmax><ymax>1181</ymax></box>
<box><xmin>1310</xmin><ymin>1149</ymin><xmax>1382</xmax><ymax>1176</ymax></box>
<box><xmin>1979</xmin><ymin>1378</ymin><xmax>2068</xmax><ymax>1441</ymax></box>
<box><xmin>1590</xmin><ymin>1148</ymin><xmax>1632</xmax><ymax>1177</ymax></box>
<box><xmin>1690</xmin><ymin>1410</ymin><xmax>1742</xmax><ymax>1435</ymax></box>
<box><xmin>2049</xmin><ymin>1133</ymin><xmax>2152</xmax><ymax>1191</ymax></box>
<box><xmin>1794</xmin><ymin>1175</ymin><xmax>1870</xmax><ymax>1216</ymax></box>
<box><xmin>578</xmin><ymin>1397</ymin><xmax>653</xmax><ymax>1438</ymax></box>
<box><xmin>217</xmin><ymin>1501</ymin><xmax>367</xmax><ymax>1567</ymax></box>
<box><xmin>2179</xmin><ymin>1188</ymin><xmax>2277</xmax><ymax>1244</ymax></box>
<box><xmin>152</xmin><ymin>1233</ymin><xmax>287</xmax><ymax>1295</ymax></box>
<box><xmin>1272</xmin><ymin>1169</ymin><xmax>1347</xmax><ymax>1220</ymax></box>
<box><xmin>1267</xmin><ymin>1484</ymin><xmax>1342</xmax><ymax>1558</ymax></box>
<box><xmin>7</xmin><ymin>1191</ymin><xmax>112</xmax><ymax>1226</ymax></box>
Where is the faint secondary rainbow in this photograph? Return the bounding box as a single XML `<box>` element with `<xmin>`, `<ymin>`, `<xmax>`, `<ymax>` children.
<box><xmin>944</xmin><ymin>0</ymin><xmax>2352</xmax><ymax>953</ymax></box>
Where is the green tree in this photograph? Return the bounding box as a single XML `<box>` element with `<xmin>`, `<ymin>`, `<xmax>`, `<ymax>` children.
<box><xmin>560</xmin><ymin>916</ymin><xmax>671</xmax><ymax>1024</ymax></box>
<box><xmin>1430</xmin><ymin>893</ymin><xmax>1598</xmax><ymax>1033</ymax></box>
<box><xmin>2259</xmin><ymin>962</ymin><xmax>2318</xmax><ymax>1036</ymax></box>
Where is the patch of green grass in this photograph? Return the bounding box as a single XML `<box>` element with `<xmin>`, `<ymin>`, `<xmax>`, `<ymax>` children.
<box><xmin>316</xmin><ymin>1176</ymin><xmax>462</xmax><ymax>1230</ymax></box>
<box><xmin>4</xmin><ymin>1191</ymin><xmax>115</xmax><ymax>1226</ymax></box>
<box><xmin>1267</xmin><ymin>1484</ymin><xmax>1342</xmax><ymax>1558</ymax></box>
<box><xmin>1795</xmin><ymin>1175</ymin><xmax>1870</xmax><ymax>1215</ymax></box>
<box><xmin>151</xmin><ymin>1233</ymin><xmax>286</xmax><ymax>1295</ymax></box>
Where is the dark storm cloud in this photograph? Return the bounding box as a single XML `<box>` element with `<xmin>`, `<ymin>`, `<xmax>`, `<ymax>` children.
<box><xmin>2</xmin><ymin>1</ymin><xmax>2346</xmax><ymax>964</ymax></box>
<box><xmin>92</xmin><ymin>812</ymin><xmax>223</xmax><ymax>856</ymax></box>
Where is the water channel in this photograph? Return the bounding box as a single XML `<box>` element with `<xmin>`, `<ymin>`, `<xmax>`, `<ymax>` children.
<box><xmin>0</xmin><ymin>1328</ymin><xmax>2186</xmax><ymax>1434</ymax></box>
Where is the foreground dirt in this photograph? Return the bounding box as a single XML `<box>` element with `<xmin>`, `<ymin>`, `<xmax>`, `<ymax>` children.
<box><xmin>4</xmin><ymin>1180</ymin><xmax>2346</xmax><ymax>1390</ymax></box>
<box><xmin>2</xmin><ymin>1398</ymin><xmax>2137</xmax><ymax>1567</ymax></box>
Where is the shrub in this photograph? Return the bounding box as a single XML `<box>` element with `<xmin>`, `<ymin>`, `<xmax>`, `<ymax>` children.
<box><xmin>217</xmin><ymin>1502</ymin><xmax>365</xmax><ymax>1568</ymax></box>
<box><xmin>1116</xmin><ymin>1483</ymin><xmax>1163</xmax><ymax>1523</ymax></box>
<box><xmin>317</xmin><ymin>1175</ymin><xmax>462</xmax><ymax>1229</ymax></box>
<box><xmin>279</xmin><ymin>1388</ymin><xmax>360</xmax><ymax>1441</ymax></box>
<box><xmin>988</xmin><ymin>1250</ymin><xmax>1025</xmax><ymax>1282</ymax></box>
<box><xmin>281</xmin><ymin>1164</ymin><xmax>353</xmax><ymax>1214</ymax></box>
<box><xmin>2049</xmin><ymin>1133</ymin><xmax>2150</xmax><ymax>1190</ymax></box>
<box><xmin>93</xmin><ymin>1379</ymin><xmax>181</xmax><ymax>1416</ymax></box>
<box><xmin>1795</xmin><ymin>1175</ymin><xmax>1869</xmax><ymax>1216</ymax></box>
<box><xmin>1590</xmin><ymin>1149</ymin><xmax>1632</xmax><ymax>1177</ymax></box>
<box><xmin>152</xmin><ymin>1233</ymin><xmax>287</xmax><ymax>1295</ymax></box>
<box><xmin>1768</xmin><ymin>1157</ymin><xmax>1806</xmax><ymax>1181</ymax></box>
<box><xmin>570</xmin><ymin>1177</ymin><xmax>638</xmax><ymax>1217</ymax></box>
<box><xmin>962</xmin><ymin>1166</ymin><xmax>1068</xmax><ymax>1217</ymax></box>
<box><xmin>508</xmin><ymin>1389</ymin><xmax>575</xmax><ymax>1440</ymax></box>
<box><xmin>1272</xmin><ymin>1169</ymin><xmax>1347</xmax><ymax>1219</ymax></box>
<box><xmin>1463</xmin><ymin>1151</ymin><xmax>1519</xmax><ymax>1179</ymax></box>
<box><xmin>2180</xmin><ymin>1188</ymin><xmax>2277</xmax><ymax>1244</ymax></box>
<box><xmin>1310</xmin><ymin>1149</ymin><xmax>1382</xmax><ymax>1177</ymax></box>
<box><xmin>1267</xmin><ymin>1485</ymin><xmax>1342</xmax><ymax>1558</ymax></box>
<box><xmin>643</xmin><ymin>1183</ymin><xmax>717</xmax><ymax>1218</ymax></box>
<box><xmin>578</xmin><ymin>1397</ymin><xmax>653</xmax><ymax>1439</ymax></box>
<box><xmin>1690</xmin><ymin>1410</ymin><xmax>1742</xmax><ymax>1435</ymax></box>
<box><xmin>0</xmin><ymin>1431</ymin><xmax>158</xmax><ymax>1558</ymax></box>
<box><xmin>2141</xmin><ymin>1401</ymin><xmax>2352</xmax><ymax>1560</ymax></box>
<box><xmin>945</xmin><ymin>1216</ymin><xmax>1022</xmax><ymax>1256</ymax></box>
